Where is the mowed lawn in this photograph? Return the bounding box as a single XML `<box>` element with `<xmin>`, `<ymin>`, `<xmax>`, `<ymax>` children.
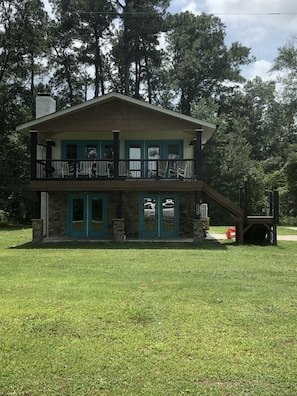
<box><xmin>0</xmin><ymin>227</ymin><xmax>296</xmax><ymax>395</ymax></box>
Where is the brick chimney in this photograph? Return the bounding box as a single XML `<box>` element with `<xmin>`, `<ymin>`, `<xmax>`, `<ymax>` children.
<box><xmin>36</xmin><ymin>93</ymin><xmax>56</xmax><ymax>119</ymax></box>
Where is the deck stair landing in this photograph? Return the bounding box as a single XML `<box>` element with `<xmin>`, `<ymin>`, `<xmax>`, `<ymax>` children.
<box><xmin>202</xmin><ymin>182</ymin><xmax>279</xmax><ymax>245</ymax></box>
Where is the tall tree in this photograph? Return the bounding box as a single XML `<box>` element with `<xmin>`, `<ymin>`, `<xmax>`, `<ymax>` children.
<box><xmin>284</xmin><ymin>150</ymin><xmax>297</xmax><ymax>216</ymax></box>
<box><xmin>75</xmin><ymin>0</ymin><xmax>116</xmax><ymax>97</ymax></box>
<box><xmin>271</xmin><ymin>38</ymin><xmax>297</xmax><ymax>217</ymax></box>
<box><xmin>0</xmin><ymin>0</ymin><xmax>49</xmax><ymax>221</ymax></box>
<box><xmin>271</xmin><ymin>37</ymin><xmax>297</xmax><ymax>108</ymax></box>
<box><xmin>48</xmin><ymin>1</ymin><xmax>86</xmax><ymax>107</ymax></box>
<box><xmin>112</xmin><ymin>0</ymin><xmax>169</xmax><ymax>100</ymax></box>
<box><xmin>0</xmin><ymin>0</ymin><xmax>23</xmax><ymax>84</ymax></box>
<box><xmin>49</xmin><ymin>0</ymin><xmax>116</xmax><ymax>102</ymax></box>
<box><xmin>167</xmin><ymin>12</ymin><xmax>253</xmax><ymax>115</ymax></box>
<box><xmin>15</xmin><ymin>0</ymin><xmax>49</xmax><ymax>115</ymax></box>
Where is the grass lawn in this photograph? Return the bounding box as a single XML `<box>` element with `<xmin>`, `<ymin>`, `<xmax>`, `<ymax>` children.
<box><xmin>209</xmin><ymin>225</ymin><xmax>297</xmax><ymax>236</ymax></box>
<box><xmin>0</xmin><ymin>226</ymin><xmax>297</xmax><ymax>395</ymax></box>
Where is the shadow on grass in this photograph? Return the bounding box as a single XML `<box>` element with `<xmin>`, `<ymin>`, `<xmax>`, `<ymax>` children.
<box><xmin>0</xmin><ymin>224</ymin><xmax>31</xmax><ymax>231</ymax></box>
<box><xmin>10</xmin><ymin>239</ymin><xmax>230</xmax><ymax>251</ymax></box>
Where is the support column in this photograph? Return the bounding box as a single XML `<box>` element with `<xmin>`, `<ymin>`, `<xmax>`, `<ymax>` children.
<box><xmin>112</xmin><ymin>130</ymin><xmax>120</xmax><ymax>179</ymax></box>
<box><xmin>32</xmin><ymin>191</ymin><xmax>41</xmax><ymax>219</ymax></box>
<box><xmin>116</xmin><ymin>191</ymin><xmax>122</xmax><ymax>218</ymax></box>
<box><xmin>45</xmin><ymin>140</ymin><xmax>55</xmax><ymax>178</ymax></box>
<box><xmin>235</xmin><ymin>217</ymin><xmax>244</xmax><ymax>244</ymax></box>
<box><xmin>194</xmin><ymin>129</ymin><xmax>203</xmax><ymax>180</ymax></box>
<box><xmin>30</xmin><ymin>130</ymin><xmax>38</xmax><ymax>180</ymax></box>
<box><xmin>273</xmin><ymin>190</ymin><xmax>279</xmax><ymax>246</ymax></box>
<box><xmin>193</xmin><ymin>218</ymin><xmax>204</xmax><ymax>243</ymax></box>
<box><xmin>31</xmin><ymin>219</ymin><xmax>43</xmax><ymax>243</ymax></box>
<box><xmin>113</xmin><ymin>218</ymin><xmax>125</xmax><ymax>242</ymax></box>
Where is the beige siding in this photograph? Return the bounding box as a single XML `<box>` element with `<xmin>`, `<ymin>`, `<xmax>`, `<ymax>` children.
<box><xmin>50</xmin><ymin>130</ymin><xmax>195</xmax><ymax>160</ymax></box>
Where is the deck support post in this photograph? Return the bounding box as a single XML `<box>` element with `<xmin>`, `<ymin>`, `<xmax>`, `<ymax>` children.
<box><xmin>194</xmin><ymin>129</ymin><xmax>202</xmax><ymax>180</ymax></box>
<box><xmin>235</xmin><ymin>217</ymin><xmax>244</xmax><ymax>244</ymax></box>
<box><xmin>272</xmin><ymin>224</ymin><xmax>277</xmax><ymax>246</ymax></box>
<box><xmin>30</xmin><ymin>130</ymin><xmax>38</xmax><ymax>180</ymax></box>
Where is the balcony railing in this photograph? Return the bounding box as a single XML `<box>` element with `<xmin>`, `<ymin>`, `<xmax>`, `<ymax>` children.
<box><xmin>35</xmin><ymin>159</ymin><xmax>197</xmax><ymax>180</ymax></box>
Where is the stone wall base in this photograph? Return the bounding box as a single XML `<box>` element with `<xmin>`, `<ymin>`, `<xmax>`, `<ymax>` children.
<box><xmin>201</xmin><ymin>217</ymin><xmax>210</xmax><ymax>230</ymax></box>
<box><xmin>193</xmin><ymin>218</ymin><xmax>204</xmax><ymax>243</ymax></box>
<box><xmin>31</xmin><ymin>219</ymin><xmax>44</xmax><ymax>243</ymax></box>
<box><xmin>113</xmin><ymin>218</ymin><xmax>125</xmax><ymax>242</ymax></box>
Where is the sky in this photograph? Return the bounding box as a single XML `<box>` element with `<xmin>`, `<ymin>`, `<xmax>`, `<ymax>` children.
<box><xmin>170</xmin><ymin>0</ymin><xmax>297</xmax><ymax>81</ymax></box>
<box><xmin>43</xmin><ymin>0</ymin><xmax>297</xmax><ymax>83</ymax></box>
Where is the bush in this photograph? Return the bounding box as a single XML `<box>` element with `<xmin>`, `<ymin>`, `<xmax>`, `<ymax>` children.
<box><xmin>279</xmin><ymin>217</ymin><xmax>297</xmax><ymax>226</ymax></box>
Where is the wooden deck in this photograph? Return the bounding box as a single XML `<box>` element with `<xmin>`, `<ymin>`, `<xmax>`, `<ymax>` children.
<box><xmin>236</xmin><ymin>216</ymin><xmax>278</xmax><ymax>245</ymax></box>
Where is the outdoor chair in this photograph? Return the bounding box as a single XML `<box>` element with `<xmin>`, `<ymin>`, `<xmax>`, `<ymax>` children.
<box><xmin>79</xmin><ymin>161</ymin><xmax>93</xmax><ymax>177</ymax></box>
<box><xmin>158</xmin><ymin>160</ymin><xmax>168</xmax><ymax>178</ymax></box>
<box><xmin>96</xmin><ymin>160</ymin><xmax>109</xmax><ymax>177</ymax></box>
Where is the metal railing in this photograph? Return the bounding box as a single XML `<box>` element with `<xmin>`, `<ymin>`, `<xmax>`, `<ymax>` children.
<box><xmin>35</xmin><ymin>159</ymin><xmax>196</xmax><ymax>180</ymax></box>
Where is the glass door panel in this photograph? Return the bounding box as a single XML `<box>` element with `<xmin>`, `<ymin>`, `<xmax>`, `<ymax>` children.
<box><xmin>69</xmin><ymin>196</ymin><xmax>86</xmax><ymax>236</ymax></box>
<box><xmin>129</xmin><ymin>146</ymin><xmax>142</xmax><ymax>178</ymax></box>
<box><xmin>103</xmin><ymin>143</ymin><xmax>114</xmax><ymax>177</ymax></box>
<box><xmin>66</xmin><ymin>144</ymin><xmax>77</xmax><ymax>159</ymax></box>
<box><xmin>161</xmin><ymin>197</ymin><xmax>175</xmax><ymax>235</ymax></box>
<box><xmin>167</xmin><ymin>143</ymin><xmax>180</xmax><ymax>175</ymax></box>
<box><xmin>89</xmin><ymin>196</ymin><xmax>106</xmax><ymax>236</ymax></box>
<box><xmin>139</xmin><ymin>194</ymin><xmax>178</xmax><ymax>238</ymax></box>
<box><xmin>147</xmin><ymin>145</ymin><xmax>160</xmax><ymax>178</ymax></box>
<box><xmin>68</xmin><ymin>194</ymin><xmax>107</xmax><ymax>237</ymax></box>
<box><xmin>90</xmin><ymin>197</ymin><xmax>103</xmax><ymax>233</ymax></box>
<box><xmin>142</xmin><ymin>196</ymin><xmax>158</xmax><ymax>236</ymax></box>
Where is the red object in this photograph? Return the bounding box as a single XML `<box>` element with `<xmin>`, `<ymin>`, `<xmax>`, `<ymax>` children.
<box><xmin>226</xmin><ymin>228</ymin><xmax>236</xmax><ymax>239</ymax></box>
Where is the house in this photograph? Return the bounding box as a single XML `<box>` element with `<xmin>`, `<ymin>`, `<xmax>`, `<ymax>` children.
<box><xmin>17</xmin><ymin>92</ymin><xmax>249</xmax><ymax>243</ymax></box>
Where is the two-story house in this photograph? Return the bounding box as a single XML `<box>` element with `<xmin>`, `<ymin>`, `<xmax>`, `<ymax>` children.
<box><xmin>17</xmin><ymin>92</ymin><xmax>247</xmax><ymax>243</ymax></box>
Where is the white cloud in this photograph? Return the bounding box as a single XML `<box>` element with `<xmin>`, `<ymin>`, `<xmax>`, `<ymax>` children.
<box><xmin>241</xmin><ymin>59</ymin><xmax>275</xmax><ymax>81</ymax></box>
<box><xmin>204</xmin><ymin>0</ymin><xmax>297</xmax><ymax>50</ymax></box>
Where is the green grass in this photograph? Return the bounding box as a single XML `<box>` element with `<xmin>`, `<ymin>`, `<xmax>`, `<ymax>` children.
<box><xmin>210</xmin><ymin>225</ymin><xmax>297</xmax><ymax>235</ymax></box>
<box><xmin>1</xmin><ymin>227</ymin><xmax>297</xmax><ymax>395</ymax></box>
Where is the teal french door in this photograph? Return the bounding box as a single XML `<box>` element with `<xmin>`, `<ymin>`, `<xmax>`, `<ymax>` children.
<box><xmin>62</xmin><ymin>140</ymin><xmax>114</xmax><ymax>160</ymax></box>
<box><xmin>68</xmin><ymin>194</ymin><xmax>107</xmax><ymax>237</ymax></box>
<box><xmin>125</xmin><ymin>140</ymin><xmax>182</xmax><ymax>178</ymax></box>
<box><xmin>139</xmin><ymin>194</ymin><xmax>179</xmax><ymax>238</ymax></box>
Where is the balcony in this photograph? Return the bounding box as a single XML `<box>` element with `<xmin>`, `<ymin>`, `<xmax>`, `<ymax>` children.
<box><xmin>34</xmin><ymin>159</ymin><xmax>197</xmax><ymax>181</ymax></box>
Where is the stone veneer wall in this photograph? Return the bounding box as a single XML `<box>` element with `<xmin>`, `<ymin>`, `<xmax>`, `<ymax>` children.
<box><xmin>32</xmin><ymin>219</ymin><xmax>43</xmax><ymax>243</ymax></box>
<box><xmin>48</xmin><ymin>192</ymin><xmax>68</xmax><ymax>237</ymax></box>
<box><xmin>113</xmin><ymin>218</ymin><xmax>125</xmax><ymax>242</ymax></box>
<box><xmin>193</xmin><ymin>218</ymin><xmax>204</xmax><ymax>243</ymax></box>
<box><xmin>121</xmin><ymin>192</ymin><xmax>140</xmax><ymax>238</ymax></box>
<box><xmin>179</xmin><ymin>191</ymin><xmax>196</xmax><ymax>238</ymax></box>
<box><xmin>48</xmin><ymin>191</ymin><xmax>119</xmax><ymax>239</ymax></box>
<box><xmin>47</xmin><ymin>191</ymin><xmax>198</xmax><ymax>239</ymax></box>
<box><xmin>121</xmin><ymin>191</ymin><xmax>196</xmax><ymax>239</ymax></box>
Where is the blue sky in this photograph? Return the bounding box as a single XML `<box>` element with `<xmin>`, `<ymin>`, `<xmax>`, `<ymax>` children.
<box><xmin>170</xmin><ymin>0</ymin><xmax>297</xmax><ymax>81</ymax></box>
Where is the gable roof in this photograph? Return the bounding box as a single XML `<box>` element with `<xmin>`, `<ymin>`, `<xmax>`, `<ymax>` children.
<box><xmin>16</xmin><ymin>92</ymin><xmax>217</xmax><ymax>144</ymax></box>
